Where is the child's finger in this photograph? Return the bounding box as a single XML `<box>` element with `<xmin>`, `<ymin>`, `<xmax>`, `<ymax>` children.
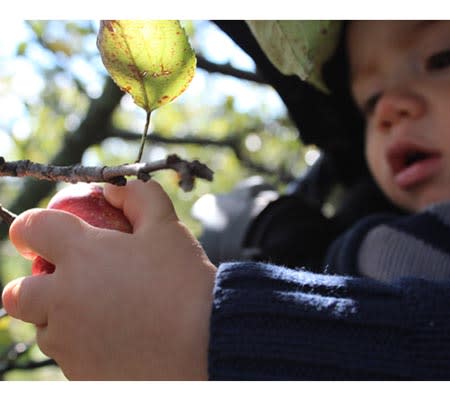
<box><xmin>9</xmin><ymin>208</ymin><xmax>89</xmax><ymax>265</ymax></box>
<box><xmin>2</xmin><ymin>275</ymin><xmax>52</xmax><ymax>326</ymax></box>
<box><xmin>104</xmin><ymin>180</ymin><xmax>178</xmax><ymax>234</ymax></box>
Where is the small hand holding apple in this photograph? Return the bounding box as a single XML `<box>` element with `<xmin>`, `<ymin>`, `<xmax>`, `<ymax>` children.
<box><xmin>32</xmin><ymin>183</ymin><xmax>133</xmax><ymax>275</ymax></box>
<box><xmin>1</xmin><ymin>180</ymin><xmax>216</xmax><ymax>380</ymax></box>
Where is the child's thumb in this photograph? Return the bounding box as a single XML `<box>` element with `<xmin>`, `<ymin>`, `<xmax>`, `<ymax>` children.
<box><xmin>104</xmin><ymin>180</ymin><xmax>178</xmax><ymax>235</ymax></box>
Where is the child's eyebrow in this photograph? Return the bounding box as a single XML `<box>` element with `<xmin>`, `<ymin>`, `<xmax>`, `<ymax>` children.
<box><xmin>350</xmin><ymin>21</ymin><xmax>441</xmax><ymax>93</ymax></box>
<box><xmin>400</xmin><ymin>20</ymin><xmax>439</xmax><ymax>46</ymax></box>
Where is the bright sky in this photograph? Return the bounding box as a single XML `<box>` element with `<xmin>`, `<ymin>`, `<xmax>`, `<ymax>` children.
<box><xmin>0</xmin><ymin>20</ymin><xmax>287</xmax><ymax>157</ymax></box>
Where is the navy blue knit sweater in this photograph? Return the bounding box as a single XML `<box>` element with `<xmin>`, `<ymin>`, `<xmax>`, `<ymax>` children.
<box><xmin>208</xmin><ymin>202</ymin><xmax>450</xmax><ymax>379</ymax></box>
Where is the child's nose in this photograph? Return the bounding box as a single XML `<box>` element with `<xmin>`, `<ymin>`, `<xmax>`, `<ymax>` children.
<box><xmin>374</xmin><ymin>90</ymin><xmax>426</xmax><ymax>131</ymax></box>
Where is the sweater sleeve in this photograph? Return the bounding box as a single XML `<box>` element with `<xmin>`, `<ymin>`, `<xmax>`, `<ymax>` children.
<box><xmin>208</xmin><ymin>261</ymin><xmax>450</xmax><ymax>380</ymax></box>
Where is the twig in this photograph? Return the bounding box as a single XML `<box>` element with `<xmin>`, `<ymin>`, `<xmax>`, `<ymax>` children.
<box><xmin>0</xmin><ymin>155</ymin><xmax>213</xmax><ymax>191</ymax></box>
<box><xmin>196</xmin><ymin>54</ymin><xmax>266</xmax><ymax>84</ymax></box>
<box><xmin>1</xmin><ymin>358</ymin><xmax>56</xmax><ymax>373</ymax></box>
<box><xmin>0</xmin><ymin>339</ymin><xmax>56</xmax><ymax>374</ymax></box>
<box><xmin>0</xmin><ymin>153</ymin><xmax>214</xmax><ymax>317</ymax></box>
<box><xmin>110</xmin><ymin>128</ymin><xmax>296</xmax><ymax>183</ymax></box>
<box><xmin>0</xmin><ymin>205</ymin><xmax>17</xmax><ymax>226</ymax></box>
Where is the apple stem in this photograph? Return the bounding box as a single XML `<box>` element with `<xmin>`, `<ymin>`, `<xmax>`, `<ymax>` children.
<box><xmin>135</xmin><ymin>111</ymin><xmax>152</xmax><ymax>164</ymax></box>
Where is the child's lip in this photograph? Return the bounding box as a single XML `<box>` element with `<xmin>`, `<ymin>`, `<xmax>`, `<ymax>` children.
<box><xmin>387</xmin><ymin>141</ymin><xmax>442</xmax><ymax>190</ymax></box>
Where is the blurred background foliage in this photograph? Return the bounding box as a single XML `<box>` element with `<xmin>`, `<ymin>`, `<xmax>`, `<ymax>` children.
<box><xmin>0</xmin><ymin>20</ymin><xmax>317</xmax><ymax>380</ymax></box>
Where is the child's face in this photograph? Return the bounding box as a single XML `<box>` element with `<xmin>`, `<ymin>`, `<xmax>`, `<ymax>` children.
<box><xmin>347</xmin><ymin>21</ymin><xmax>450</xmax><ymax>212</ymax></box>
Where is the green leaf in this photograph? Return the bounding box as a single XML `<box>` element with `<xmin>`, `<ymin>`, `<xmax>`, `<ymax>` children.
<box><xmin>97</xmin><ymin>20</ymin><xmax>196</xmax><ymax>112</ymax></box>
<box><xmin>45</xmin><ymin>40</ymin><xmax>73</xmax><ymax>56</ymax></box>
<box><xmin>16</xmin><ymin>41</ymin><xmax>28</xmax><ymax>56</ymax></box>
<box><xmin>246</xmin><ymin>20</ymin><xmax>342</xmax><ymax>93</ymax></box>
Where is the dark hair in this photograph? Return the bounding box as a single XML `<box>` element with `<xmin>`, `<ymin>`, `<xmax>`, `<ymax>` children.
<box><xmin>276</xmin><ymin>22</ymin><xmax>369</xmax><ymax>187</ymax></box>
<box><xmin>214</xmin><ymin>20</ymin><xmax>367</xmax><ymax>186</ymax></box>
<box><xmin>320</xmin><ymin>22</ymin><xmax>367</xmax><ymax>185</ymax></box>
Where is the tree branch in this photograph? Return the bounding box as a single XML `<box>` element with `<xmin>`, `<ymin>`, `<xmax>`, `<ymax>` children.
<box><xmin>0</xmin><ymin>155</ymin><xmax>213</xmax><ymax>191</ymax></box>
<box><xmin>0</xmin><ymin>205</ymin><xmax>17</xmax><ymax>226</ymax></box>
<box><xmin>0</xmin><ymin>339</ymin><xmax>56</xmax><ymax>375</ymax></box>
<box><xmin>110</xmin><ymin>128</ymin><xmax>295</xmax><ymax>183</ymax></box>
<box><xmin>110</xmin><ymin>127</ymin><xmax>237</xmax><ymax>148</ymax></box>
<box><xmin>196</xmin><ymin>54</ymin><xmax>266</xmax><ymax>84</ymax></box>
<box><xmin>1</xmin><ymin>358</ymin><xmax>56</xmax><ymax>374</ymax></box>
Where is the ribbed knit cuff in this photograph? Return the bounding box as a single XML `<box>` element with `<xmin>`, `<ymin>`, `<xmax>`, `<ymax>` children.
<box><xmin>208</xmin><ymin>262</ymin><xmax>450</xmax><ymax>380</ymax></box>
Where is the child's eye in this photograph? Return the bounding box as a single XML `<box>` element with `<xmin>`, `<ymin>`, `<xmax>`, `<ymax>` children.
<box><xmin>426</xmin><ymin>49</ymin><xmax>450</xmax><ymax>71</ymax></box>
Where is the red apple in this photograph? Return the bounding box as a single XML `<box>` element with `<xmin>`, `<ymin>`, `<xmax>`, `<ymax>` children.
<box><xmin>31</xmin><ymin>183</ymin><xmax>132</xmax><ymax>275</ymax></box>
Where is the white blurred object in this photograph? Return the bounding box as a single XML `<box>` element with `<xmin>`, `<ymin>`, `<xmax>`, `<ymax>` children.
<box><xmin>192</xmin><ymin>176</ymin><xmax>278</xmax><ymax>264</ymax></box>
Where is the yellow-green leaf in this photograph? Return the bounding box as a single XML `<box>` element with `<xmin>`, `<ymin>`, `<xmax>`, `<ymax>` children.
<box><xmin>97</xmin><ymin>20</ymin><xmax>196</xmax><ymax>112</ymax></box>
<box><xmin>45</xmin><ymin>40</ymin><xmax>73</xmax><ymax>56</ymax></box>
<box><xmin>246</xmin><ymin>20</ymin><xmax>342</xmax><ymax>93</ymax></box>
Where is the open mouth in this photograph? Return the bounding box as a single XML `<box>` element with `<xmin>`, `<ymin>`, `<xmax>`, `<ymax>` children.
<box><xmin>388</xmin><ymin>144</ymin><xmax>439</xmax><ymax>174</ymax></box>
<box><xmin>387</xmin><ymin>142</ymin><xmax>442</xmax><ymax>189</ymax></box>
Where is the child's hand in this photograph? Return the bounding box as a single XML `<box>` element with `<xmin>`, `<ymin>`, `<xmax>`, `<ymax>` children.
<box><xmin>1</xmin><ymin>180</ymin><xmax>216</xmax><ymax>380</ymax></box>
